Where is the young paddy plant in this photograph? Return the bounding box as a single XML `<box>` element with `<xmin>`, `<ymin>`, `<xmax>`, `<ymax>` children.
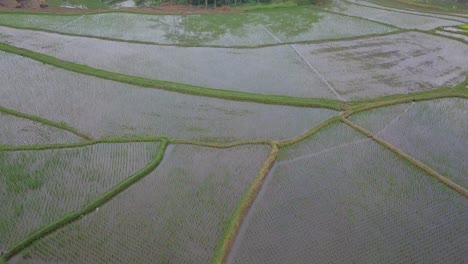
<box><xmin>13</xmin><ymin>144</ymin><xmax>271</xmax><ymax>263</ymax></box>
<box><xmin>230</xmin><ymin>126</ymin><xmax>468</xmax><ymax>263</ymax></box>
<box><xmin>0</xmin><ymin>50</ymin><xmax>339</xmax><ymax>141</ymax></box>
<box><xmin>350</xmin><ymin>98</ymin><xmax>468</xmax><ymax>189</ymax></box>
<box><xmin>0</xmin><ymin>112</ymin><xmax>84</xmax><ymax>146</ymax></box>
<box><xmin>0</xmin><ymin>142</ymin><xmax>160</xmax><ymax>253</ymax></box>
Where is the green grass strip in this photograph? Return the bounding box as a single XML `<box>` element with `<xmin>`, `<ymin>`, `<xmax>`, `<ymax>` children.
<box><xmin>344</xmin><ymin>87</ymin><xmax>467</xmax><ymax>117</ymax></box>
<box><xmin>0</xmin><ymin>104</ymin><xmax>93</xmax><ymax>140</ymax></box>
<box><xmin>2</xmin><ymin>139</ymin><xmax>169</xmax><ymax>261</ymax></box>
<box><xmin>0</xmin><ymin>42</ymin><xmax>342</xmax><ymax>110</ymax></box>
<box><xmin>341</xmin><ymin>117</ymin><xmax>468</xmax><ymax>198</ymax></box>
<box><xmin>212</xmin><ymin>143</ymin><xmax>279</xmax><ymax>264</ymax></box>
<box><xmin>0</xmin><ymin>137</ymin><xmax>167</xmax><ymax>152</ymax></box>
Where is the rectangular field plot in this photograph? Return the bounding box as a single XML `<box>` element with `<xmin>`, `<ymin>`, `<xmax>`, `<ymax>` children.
<box><xmin>0</xmin><ymin>113</ymin><xmax>83</xmax><ymax>146</ymax></box>
<box><xmin>329</xmin><ymin>0</ymin><xmax>462</xmax><ymax>30</ymax></box>
<box><xmin>0</xmin><ymin>51</ymin><xmax>337</xmax><ymax>141</ymax></box>
<box><xmin>0</xmin><ymin>142</ymin><xmax>160</xmax><ymax>253</ymax></box>
<box><xmin>16</xmin><ymin>144</ymin><xmax>270</xmax><ymax>263</ymax></box>
<box><xmin>230</xmin><ymin>125</ymin><xmax>468</xmax><ymax>264</ymax></box>
<box><xmin>350</xmin><ymin>98</ymin><xmax>468</xmax><ymax>189</ymax></box>
<box><xmin>0</xmin><ymin>7</ymin><xmax>394</xmax><ymax>46</ymax></box>
<box><xmin>0</xmin><ymin>26</ymin><xmax>334</xmax><ymax>98</ymax></box>
<box><xmin>294</xmin><ymin>32</ymin><xmax>468</xmax><ymax>100</ymax></box>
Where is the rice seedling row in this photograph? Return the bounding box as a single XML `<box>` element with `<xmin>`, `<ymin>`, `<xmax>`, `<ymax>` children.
<box><xmin>293</xmin><ymin>32</ymin><xmax>468</xmax><ymax>100</ymax></box>
<box><xmin>346</xmin><ymin>0</ymin><xmax>468</xmax><ymax>23</ymax></box>
<box><xmin>0</xmin><ymin>142</ymin><xmax>160</xmax><ymax>253</ymax></box>
<box><xmin>329</xmin><ymin>0</ymin><xmax>463</xmax><ymax>30</ymax></box>
<box><xmin>0</xmin><ymin>112</ymin><xmax>83</xmax><ymax>146</ymax></box>
<box><xmin>0</xmin><ymin>50</ymin><xmax>338</xmax><ymax>141</ymax></box>
<box><xmin>350</xmin><ymin>98</ymin><xmax>468</xmax><ymax>189</ymax></box>
<box><xmin>229</xmin><ymin>123</ymin><xmax>468</xmax><ymax>263</ymax></box>
<box><xmin>13</xmin><ymin>144</ymin><xmax>270</xmax><ymax>263</ymax></box>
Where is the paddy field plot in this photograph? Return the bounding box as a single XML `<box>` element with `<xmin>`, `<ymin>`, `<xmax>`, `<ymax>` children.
<box><xmin>0</xmin><ymin>113</ymin><xmax>83</xmax><ymax>146</ymax></box>
<box><xmin>363</xmin><ymin>0</ymin><xmax>468</xmax><ymax>16</ymax></box>
<box><xmin>346</xmin><ymin>0</ymin><xmax>468</xmax><ymax>22</ymax></box>
<box><xmin>0</xmin><ymin>142</ymin><xmax>160</xmax><ymax>253</ymax></box>
<box><xmin>329</xmin><ymin>0</ymin><xmax>462</xmax><ymax>29</ymax></box>
<box><xmin>16</xmin><ymin>144</ymin><xmax>270</xmax><ymax>264</ymax></box>
<box><xmin>350</xmin><ymin>98</ymin><xmax>468</xmax><ymax>189</ymax></box>
<box><xmin>293</xmin><ymin>32</ymin><xmax>468</xmax><ymax>100</ymax></box>
<box><xmin>0</xmin><ymin>51</ymin><xmax>337</xmax><ymax>141</ymax></box>
<box><xmin>230</xmin><ymin>123</ymin><xmax>468</xmax><ymax>263</ymax></box>
<box><xmin>0</xmin><ymin>26</ymin><xmax>334</xmax><ymax>98</ymax></box>
<box><xmin>0</xmin><ymin>7</ymin><xmax>395</xmax><ymax>46</ymax></box>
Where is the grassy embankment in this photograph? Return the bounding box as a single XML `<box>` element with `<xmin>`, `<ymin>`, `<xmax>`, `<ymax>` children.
<box><xmin>212</xmin><ymin>143</ymin><xmax>279</xmax><ymax>264</ymax></box>
<box><xmin>458</xmin><ymin>24</ymin><xmax>468</xmax><ymax>33</ymax></box>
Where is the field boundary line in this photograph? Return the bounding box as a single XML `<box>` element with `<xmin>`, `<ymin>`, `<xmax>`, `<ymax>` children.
<box><xmin>259</xmin><ymin>24</ymin><xmax>342</xmax><ymax>100</ymax></box>
<box><xmin>259</xmin><ymin>24</ymin><xmax>283</xmax><ymax>43</ymax></box>
<box><xmin>290</xmin><ymin>44</ymin><xmax>343</xmax><ymax>100</ymax></box>
<box><xmin>278</xmin><ymin>137</ymin><xmax>371</xmax><ymax>165</ymax></box>
<box><xmin>0</xmin><ymin>23</ymin><xmax>406</xmax><ymax>49</ymax></box>
<box><xmin>342</xmin><ymin>0</ymin><xmax>467</xmax><ymax>23</ymax></box>
<box><xmin>319</xmin><ymin>6</ymin><xmax>403</xmax><ymax>29</ymax></box>
<box><xmin>170</xmin><ymin>138</ymin><xmax>272</xmax><ymax>148</ymax></box>
<box><xmin>341</xmin><ymin>117</ymin><xmax>468</xmax><ymax>198</ymax></box>
<box><xmin>0</xmin><ymin>42</ymin><xmax>343</xmax><ymax>110</ymax></box>
<box><xmin>1</xmin><ymin>139</ymin><xmax>169</xmax><ymax>261</ymax></box>
<box><xmin>212</xmin><ymin>143</ymin><xmax>279</xmax><ymax>264</ymax></box>
<box><xmin>0</xmin><ymin>104</ymin><xmax>94</xmax><ymax>140</ymax></box>
<box><xmin>278</xmin><ymin>115</ymin><xmax>342</xmax><ymax>147</ymax></box>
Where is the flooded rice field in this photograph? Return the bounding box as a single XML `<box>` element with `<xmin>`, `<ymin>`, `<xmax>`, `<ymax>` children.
<box><xmin>1</xmin><ymin>1</ymin><xmax>467</xmax><ymax>263</ymax></box>
<box><xmin>0</xmin><ymin>7</ymin><xmax>395</xmax><ymax>46</ymax></box>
